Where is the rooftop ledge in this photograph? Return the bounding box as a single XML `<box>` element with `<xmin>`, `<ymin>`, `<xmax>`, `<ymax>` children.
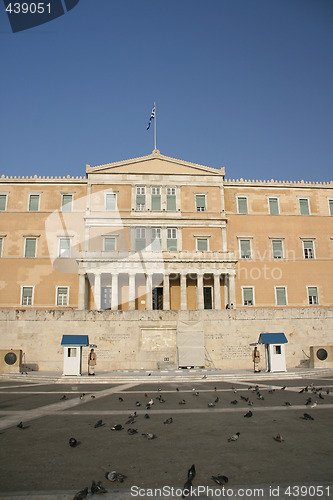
<box><xmin>78</xmin><ymin>250</ymin><xmax>237</xmax><ymax>263</ymax></box>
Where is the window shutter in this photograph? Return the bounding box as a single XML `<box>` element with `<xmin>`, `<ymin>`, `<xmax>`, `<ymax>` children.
<box><xmin>0</xmin><ymin>238</ymin><xmax>2</xmax><ymax>257</ymax></box>
<box><xmin>197</xmin><ymin>239</ymin><xmax>208</xmax><ymax>251</ymax></box>
<box><xmin>330</xmin><ymin>200</ymin><xmax>333</xmax><ymax>216</ymax></box>
<box><xmin>272</xmin><ymin>240</ymin><xmax>283</xmax><ymax>258</ymax></box>
<box><xmin>304</xmin><ymin>241</ymin><xmax>313</xmax><ymax>250</ymax></box>
<box><xmin>276</xmin><ymin>287</ymin><xmax>286</xmax><ymax>305</ymax></box>
<box><xmin>269</xmin><ymin>198</ymin><xmax>279</xmax><ymax>215</ymax></box>
<box><xmin>104</xmin><ymin>238</ymin><xmax>115</xmax><ymax>251</ymax></box>
<box><xmin>25</xmin><ymin>238</ymin><xmax>36</xmax><ymax>257</ymax></box>
<box><xmin>106</xmin><ymin>194</ymin><xmax>116</xmax><ymax>210</ymax></box>
<box><xmin>308</xmin><ymin>287</ymin><xmax>317</xmax><ymax>298</ymax></box>
<box><xmin>151</xmin><ymin>195</ymin><xmax>161</xmax><ymax>211</ymax></box>
<box><xmin>62</xmin><ymin>194</ymin><xmax>73</xmax><ymax>212</ymax></box>
<box><xmin>0</xmin><ymin>195</ymin><xmax>6</xmax><ymax>211</ymax></box>
<box><xmin>196</xmin><ymin>195</ymin><xmax>206</xmax><ymax>211</ymax></box>
<box><xmin>167</xmin><ymin>195</ymin><xmax>176</xmax><ymax>211</ymax></box>
<box><xmin>243</xmin><ymin>288</ymin><xmax>253</xmax><ymax>303</ymax></box>
<box><xmin>241</xmin><ymin>240</ymin><xmax>251</xmax><ymax>258</ymax></box>
<box><xmin>238</xmin><ymin>197</ymin><xmax>248</xmax><ymax>214</ymax></box>
<box><xmin>299</xmin><ymin>199</ymin><xmax>309</xmax><ymax>215</ymax></box>
<box><xmin>29</xmin><ymin>195</ymin><xmax>39</xmax><ymax>211</ymax></box>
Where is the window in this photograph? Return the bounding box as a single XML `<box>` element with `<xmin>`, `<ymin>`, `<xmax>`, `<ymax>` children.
<box><xmin>167</xmin><ymin>228</ymin><xmax>177</xmax><ymax>250</ymax></box>
<box><xmin>24</xmin><ymin>238</ymin><xmax>37</xmax><ymax>258</ymax></box>
<box><xmin>242</xmin><ymin>287</ymin><xmax>254</xmax><ymax>306</ymax></box>
<box><xmin>303</xmin><ymin>240</ymin><xmax>314</xmax><ymax>259</ymax></box>
<box><xmin>59</xmin><ymin>238</ymin><xmax>71</xmax><ymax>258</ymax></box>
<box><xmin>196</xmin><ymin>194</ymin><xmax>206</xmax><ymax>212</ymax></box>
<box><xmin>57</xmin><ymin>287</ymin><xmax>69</xmax><ymax>306</ymax></box>
<box><xmin>28</xmin><ymin>194</ymin><xmax>40</xmax><ymax>211</ymax></box>
<box><xmin>136</xmin><ymin>186</ymin><xmax>146</xmax><ymax>211</ymax></box>
<box><xmin>104</xmin><ymin>237</ymin><xmax>116</xmax><ymax>251</ymax></box>
<box><xmin>329</xmin><ymin>199</ymin><xmax>333</xmax><ymax>216</ymax></box>
<box><xmin>276</xmin><ymin>287</ymin><xmax>287</xmax><ymax>306</ymax></box>
<box><xmin>240</xmin><ymin>239</ymin><xmax>251</xmax><ymax>259</ymax></box>
<box><xmin>237</xmin><ymin>197</ymin><xmax>248</xmax><ymax>214</ymax></box>
<box><xmin>151</xmin><ymin>187</ymin><xmax>161</xmax><ymax>211</ymax></box>
<box><xmin>135</xmin><ymin>227</ymin><xmax>146</xmax><ymax>251</ymax></box>
<box><xmin>167</xmin><ymin>187</ymin><xmax>176</xmax><ymax>211</ymax></box>
<box><xmin>0</xmin><ymin>237</ymin><xmax>3</xmax><ymax>257</ymax></box>
<box><xmin>197</xmin><ymin>238</ymin><xmax>208</xmax><ymax>251</ymax></box>
<box><xmin>272</xmin><ymin>240</ymin><xmax>283</xmax><ymax>259</ymax></box>
<box><xmin>0</xmin><ymin>194</ymin><xmax>7</xmax><ymax>211</ymax></box>
<box><xmin>151</xmin><ymin>228</ymin><xmax>161</xmax><ymax>251</ymax></box>
<box><xmin>308</xmin><ymin>286</ymin><xmax>318</xmax><ymax>305</ymax></box>
<box><xmin>299</xmin><ymin>198</ymin><xmax>310</xmax><ymax>215</ymax></box>
<box><xmin>61</xmin><ymin>194</ymin><xmax>73</xmax><ymax>212</ymax></box>
<box><xmin>269</xmin><ymin>197</ymin><xmax>279</xmax><ymax>215</ymax></box>
<box><xmin>21</xmin><ymin>287</ymin><xmax>33</xmax><ymax>306</ymax></box>
<box><xmin>105</xmin><ymin>193</ymin><xmax>116</xmax><ymax>211</ymax></box>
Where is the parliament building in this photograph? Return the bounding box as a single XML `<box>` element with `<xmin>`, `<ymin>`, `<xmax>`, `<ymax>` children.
<box><xmin>0</xmin><ymin>150</ymin><xmax>332</xmax><ymax>372</ymax></box>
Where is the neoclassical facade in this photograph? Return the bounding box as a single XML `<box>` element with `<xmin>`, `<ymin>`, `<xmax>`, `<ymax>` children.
<box><xmin>0</xmin><ymin>150</ymin><xmax>332</xmax><ymax>371</ymax></box>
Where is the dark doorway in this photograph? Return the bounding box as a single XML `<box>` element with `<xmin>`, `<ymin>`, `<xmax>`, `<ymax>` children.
<box><xmin>152</xmin><ymin>287</ymin><xmax>163</xmax><ymax>310</ymax></box>
<box><xmin>204</xmin><ymin>287</ymin><xmax>212</xmax><ymax>309</ymax></box>
<box><xmin>101</xmin><ymin>286</ymin><xmax>112</xmax><ymax>310</ymax></box>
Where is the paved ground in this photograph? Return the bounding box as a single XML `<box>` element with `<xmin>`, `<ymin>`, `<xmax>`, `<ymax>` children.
<box><xmin>0</xmin><ymin>372</ymin><xmax>332</xmax><ymax>499</ymax></box>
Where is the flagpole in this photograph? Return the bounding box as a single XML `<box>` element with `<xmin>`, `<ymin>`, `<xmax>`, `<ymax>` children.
<box><xmin>154</xmin><ymin>101</ymin><xmax>157</xmax><ymax>150</ymax></box>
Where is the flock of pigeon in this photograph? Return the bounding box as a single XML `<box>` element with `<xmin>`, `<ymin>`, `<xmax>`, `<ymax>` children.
<box><xmin>15</xmin><ymin>381</ymin><xmax>325</xmax><ymax>499</ymax></box>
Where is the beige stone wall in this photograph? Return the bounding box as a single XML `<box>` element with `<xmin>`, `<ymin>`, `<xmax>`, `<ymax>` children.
<box><xmin>0</xmin><ymin>308</ymin><xmax>332</xmax><ymax>372</ymax></box>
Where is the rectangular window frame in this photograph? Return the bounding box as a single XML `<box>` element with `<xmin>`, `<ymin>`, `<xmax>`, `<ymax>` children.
<box><xmin>237</xmin><ymin>196</ymin><xmax>248</xmax><ymax>214</ymax></box>
<box><xmin>103</xmin><ymin>236</ymin><xmax>117</xmax><ymax>251</ymax></box>
<box><xmin>272</xmin><ymin>239</ymin><xmax>284</xmax><ymax>259</ymax></box>
<box><xmin>302</xmin><ymin>240</ymin><xmax>315</xmax><ymax>259</ymax></box>
<box><xmin>28</xmin><ymin>193</ymin><xmax>41</xmax><ymax>212</ymax></box>
<box><xmin>328</xmin><ymin>198</ymin><xmax>333</xmax><ymax>216</ymax></box>
<box><xmin>195</xmin><ymin>194</ymin><xmax>207</xmax><ymax>212</ymax></box>
<box><xmin>105</xmin><ymin>193</ymin><xmax>117</xmax><ymax>211</ymax></box>
<box><xmin>167</xmin><ymin>227</ymin><xmax>177</xmax><ymax>251</ymax></box>
<box><xmin>268</xmin><ymin>197</ymin><xmax>280</xmax><ymax>215</ymax></box>
<box><xmin>24</xmin><ymin>237</ymin><xmax>37</xmax><ymax>258</ymax></box>
<box><xmin>299</xmin><ymin>197</ymin><xmax>310</xmax><ymax>215</ymax></box>
<box><xmin>21</xmin><ymin>286</ymin><xmax>34</xmax><ymax>306</ymax></box>
<box><xmin>56</xmin><ymin>286</ymin><xmax>69</xmax><ymax>306</ymax></box>
<box><xmin>151</xmin><ymin>187</ymin><xmax>161</xmax><ymax>211</ymax></box>
<box><xmin>61</xmin><ymin>193</ymin><xmax>73</xmax><ymax>213</ymax></box>
<box><xmin>166</xmin><ymin>187</ymin><xmax>176</xmax><ymax>212</ymax></box>
<box><xmin>58</xmin><ymin>238</ymin><xmax>71</xmax><ymax>258</ymax></box>
<box><xmin>0</xmin><ymin>236</ymin><xmax>4</xmax><ymax>257</ymax></box>
<box><xmin>242</xmin><ymin>286</ymin><xmax>255</xmax><ymax>306</ymax></box>
<box><xmin>135</xmin><ymin>227</ymin><xmax>146</xmax><ymax>251</ymax></box>
<box><xmin>196</xmin><ymin>238</ymin><xmax>208</xmax><ymax>251</ymax></box>
<box><xmin>307</xmin><ymin>286</ymin><xmax>319</xmax><ymax>305</ymax></box>
<box><xmin>275</xmin><ymin>286</ymin><xmax>287</xmax><ymax>306</ymax></box>
<box><xmin>239</xmin><ymin>239</ymin><xmax>252</xmax><ymax>259</ymax></box>
<box><xmin>0</xmin><ymin>193</ymin><xmax>8</xmax><ymax>212</ymax></box>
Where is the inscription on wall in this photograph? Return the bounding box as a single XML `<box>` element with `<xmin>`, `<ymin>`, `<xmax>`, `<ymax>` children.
<box><xmin>219</xmin><ymin>345</ymin><xmax>251</xmax><ymax>359</ymax></box>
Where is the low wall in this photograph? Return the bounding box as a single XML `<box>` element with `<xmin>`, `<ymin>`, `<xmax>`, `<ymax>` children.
<box><xmin>0</xmin><ymin>308</ymin><xmax>332</xmax><ymax>372</ymax></box>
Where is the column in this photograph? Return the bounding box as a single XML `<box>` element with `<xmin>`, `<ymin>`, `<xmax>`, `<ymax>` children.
<box><xmin>180</xmin><ymin>273</ymin><xmax>187</xmax><ymax>310</ymax></box>
<box><xmin>94</xmin><ymin>273</ymin><xmax>101</xmax><ymax>310</ymax></box>
<box><xmin>111</xmin><ymin>273</ymin><xmax>118</xmax><ymax>311</ymax></box>
<box><xmin>196</xmin><ymin>273</ymin><xmax>204</xmax><ymax>310</ymax></box>
<box><xmin>163</xmin><ymin>273</ymin><xmax>170</xmax><ymax>310</ymax></box>
<box><xmin>221</xmin><ymin>226</ymin><xmax>227</xmax><ymax>252</ymax></box>
<box><xmin>213</xmin><ymin>273</ymin><xmax>222</xmax><ymax>310</ymax></box>
<box><xmin>223</xmin><ymin>274</ymin><xmax>229</xmax><ymax>308</ymax></box>
<box><xmin>228</xmin><ymin>272</ymin><xmax>236</xmax><ymax>308</ymax></box>
<box><xmin>78</xmin><ymin>273</ymin><xmax>86</xmax><ymax>310</ymax></box>
<box><xmin>146</xmin><ymin>273</ymin><xmax>153</xmax><ymax>310</ymax></box>
<box><xmin>128</xmin><ymin>273</ymin><xmax>136</xmax><ymax>310</ymax></box>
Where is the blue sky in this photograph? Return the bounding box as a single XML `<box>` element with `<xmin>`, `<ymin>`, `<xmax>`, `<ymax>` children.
<box><xmin>1</xmin><ymin>0</ymin><xmax>332</xmax><ymax>181</ymax></box>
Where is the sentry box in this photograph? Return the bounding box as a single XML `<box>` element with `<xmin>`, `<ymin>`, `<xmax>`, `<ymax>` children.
<box><xmin>258</xmin><ymin>333</ymin><xmax>288</xmax><ymax>372</ymax></box>
<box><xmin>61</xmin><ymin>335</ymin><xmax>89</xmax><ymax>376</ymax></box>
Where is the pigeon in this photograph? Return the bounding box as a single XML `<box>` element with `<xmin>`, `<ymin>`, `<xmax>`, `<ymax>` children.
<box><xmin>268</xmin><ymin>389</ymin><xmax>275</xmax><ymax>394</ymax></box>
<box><xmin>159</xmin><ymin>398</ymin><xmax>166</xmax><ymax>403</ymax></box>
<box><xmin>212</xmin><ymin>475</ymin><xmax>229</xmax><ymax>485</ymax></box>
<box><xmin>127</xmin><ymin>428</ymin><xmax>138</xmax><ymax>435</ymax></box>
<box><xmin>60</xmin><ymin>395</ymin><xmax>68</xmax><ymax>400</ymax></box>
<box><xmin>280</xmin><ymin>386</ymin><xmax>286</xmax><ymax>390</ymax></box>
<box><xmin>230</xmin><ymin>400</ymin><xmax>238</xmax><ymax>405</ymax></box>
<box><xmin>79</xmin><ymin>394</ymin><xmax>85</xmax><ymax>400</ymax></box>
<box><xmin>105</xmin><ymin>471</ymin><xmax>126</xmax><ymax>483</ymax></box>
<box><xmin>310</xmin><ymin>402</ymin><xmax>318</xmax><ymax>408</ymax></box>
<box><xmin>244</xmin><ymin>410</ymin><xmax>253</xmax><ymax>418</ymax></box>
<box><xmin>144</xmin><ymin>413</ymin><xmax>150</xmax><ymax>419</ymax></box>
<box><xmin>248</xmin><ymin>400</ymin><xmax>253</xmax><ymax>406</ymax></box>
<box><xmin>136</xmin><ymin>401</ymin><xmax>141</xmax><ymax>407</ymax></box>
<box><xmin>257</xmin><ymin>393</ymin><xmax>264</xmax><ymax>400</ymax></box>
<box><xmin>118</xmin><ymin>397</ymin><xmax>124</xmax><ymax>402</ymax></box>
<box><xmin>110</xmin><ymin>424</ymin><xmax>123</xmax><ymax>431</ymax></box>
<box><xmin>240</xmin><ymin>396</ymin><xmax>249</xmax><ymax>402</ymax></box>
<box><xmin>273</xmin><ymin>435</ymin><xmax>284</xmax><ymax>443</ymax></box>
<box><xmin>214</xmin><ymin>397</ymin><xmax>219</xmax><ymax>403</ymax></box>
<box><xmin>91</xmin><ymin>480</ymin><xmax>107</xmax><ymax>494</ymax></box>
<box><xmin>228</xmin><ymin>432</ymin><xmax>240</xmax><ymax>442</ymax></box>
<box><xmin>284</xmin><ymin>402</ymin><xmax>291</xmax><ymax>406</ymax></box>
<box><xmin>208</xmin><ymin>402</ymin><xmax>215</xmax><ymax>408</ymax></box>
<box><xmin>182</xmin><ymin>479</ymin><xmax>192</xmax><ymax>498</ymax></box>
<box><xmin>69</xmin><ymin>437</ymin><xmax>78</xmax><ymax>447</ymax></box>
<box><xmin>91</xmin><ymin>395</ymin><xmax>96</xmax><ymax>399</ymax></box>
<box><xmin>142</xmin><ymin>432</ymin><xmax>157</xmax><ymax>440</ymax></box>
<box><xmin>146</xmin><ymin>404</ymin><xmax>151</xmax><ymax>410</ymax></box>
<box><xmin>187</xmin><ymin>464</ymin><xmax>196</xmax><ymax>481</ymax></box>
<box><xmin>94</xmin><ymin>420</ymin><xmax>104</xmax><ymax>428</ymax></box>
<box><xmin>326</xmin><ymin>389</ymin><xmax>330</xmax><ymax>395</ymax></box>
<box><xmin>305</xmin><ymin>398</ymin><xmax>312</xmax><ymax>406</ymax></box>
<box><xmin>179</xmin><ymin>399</ymin><xmax>186</xmax><ymax>405</ymax></box>
<box><xmin>301</xmin><ymin>413</ymin><xmax>314</xmax><ymax>421</ymax></box>
<box><xmin>202</xmin><ymin>375</ymin><xmax>207</xmax><ymax>379</ymax></box>
<box><xmin>72</xmin><ymin>487</ymin><xmax>88</xmax><ymax>500</ymax></box>
<box><xmin>176</xmin><ymin>388</ymin><xmax>179</xmax><ymax>392</ymax></box>
<box><xmin>126</xmin><ymin>417</ymin><xmax>136</xmax><ymax>425</ymax></box>
<box><xmin>164</xmin><ymin>417</ymin><xmax>173</xmax><ymax>424</ymax></box>
<box><xmin>17</xmin><ymin>421</ymin><xmax>25</xmax><ymax>429</ymax></box>
<box><xmin>148</xmin><ymin>373</ymin><xmax>151</xmax><ymax>376</ymax></box>
<box><xmin>319</xmin><ymin>393</ymin><xmax>325</xmax><ymax>400</ymax></box>
<box><xmin>193</xmin><ymin>392</ymin><xmax>200</xmax><ymax>397</ymax></box>
<box><xmin>158</xmin><ymin>388</ymin><xmax>162</xmax><ymax>392</ymax></box>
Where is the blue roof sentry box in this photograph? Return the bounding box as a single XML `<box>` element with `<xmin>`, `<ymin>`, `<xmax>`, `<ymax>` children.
<box><xmin>61</xmin><ymin>335</ymin><xmax>89</xmax><ymax>346</ymax></box>
<box><xmin>258</xmin><ymin>333</ymin><xmax>288</xmax><ymax>344</ymax></box>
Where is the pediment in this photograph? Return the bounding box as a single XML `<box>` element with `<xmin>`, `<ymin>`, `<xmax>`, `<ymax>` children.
<box><xmin>86</xmin><ymin>151</ymin><xmax>224</xmax><ymax>176</ymax></box>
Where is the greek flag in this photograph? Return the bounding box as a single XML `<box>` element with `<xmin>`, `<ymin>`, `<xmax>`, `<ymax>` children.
<box><xmin>147</xmin><ymin>104</ymin><xmax>155</xmax><ymax>130</ymax></box>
